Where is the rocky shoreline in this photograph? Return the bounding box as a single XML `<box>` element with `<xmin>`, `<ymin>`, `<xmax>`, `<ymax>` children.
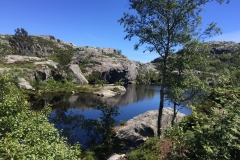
<box><xmin>108</xmin><ymin>107</ymin><xmax>186</xmax><ymax>160</ymax></box>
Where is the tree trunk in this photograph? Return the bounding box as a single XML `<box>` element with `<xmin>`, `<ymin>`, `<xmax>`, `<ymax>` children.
<box><xmin>171</xmin><ymin>102</ymin><xmax>177</xmax><ymax>126</ymax></box>
<box><xmin>158</xmin><ymin>89</ymin><xmax>164</xmax><ymax>137</ymax></box>
<box><xmin>158</xmin><ymin>54</ymin><xmax>168</xmax><ymax>137</ymax></box>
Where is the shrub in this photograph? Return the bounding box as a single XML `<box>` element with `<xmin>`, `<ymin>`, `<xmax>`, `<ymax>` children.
<box><xmin>0</xmin><ymin>73</ymin><xmax>81</xmax><ymax>159</ymax></box>
<box><xmin>127</xmin><ymin>137</ymin><xmax>161</xmax><ymax>160</ymax></box>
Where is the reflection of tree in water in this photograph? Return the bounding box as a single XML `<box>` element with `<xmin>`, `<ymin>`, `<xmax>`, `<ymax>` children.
<box><xmin>49</xmin><ymin>99</ymin><xmax>120</xmax><ymax>149</ymax></box>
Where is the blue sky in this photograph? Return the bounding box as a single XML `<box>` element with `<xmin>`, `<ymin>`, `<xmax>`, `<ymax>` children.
<box><xmin>0</xmin><ymin>0</ymin><xmax>239</xmax><ymax>63</ymax></box>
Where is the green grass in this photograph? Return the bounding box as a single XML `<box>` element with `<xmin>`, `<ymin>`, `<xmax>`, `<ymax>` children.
<box><xmin>0</xmin><ymin>60</ymin><xmax>37</xmax><ymax>69</ymax></box>
<box><xmin>29</xmin><ymin>79</ymin><xmax>100</xmax><ymax>96</ymax></box>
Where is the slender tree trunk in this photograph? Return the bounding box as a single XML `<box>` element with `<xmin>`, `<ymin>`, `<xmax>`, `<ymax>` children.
<box><xmin>158</xmin><ymin>53</ymin><xmax>168</xmax><ymax>137</ymax></box>
<box><xmin>171</xmin><ymin>102</ymin><xmax>177</xmax><ymax>126</ymax></box>
<box><xmin>158</xmin><ymin>89</ymin><xmax>164</xmax><ymax>137</ymax></box>
<box><xmin>158</xmin><ymin>6</ymin><xmax>171</xmax><ymax>136</ymax></box>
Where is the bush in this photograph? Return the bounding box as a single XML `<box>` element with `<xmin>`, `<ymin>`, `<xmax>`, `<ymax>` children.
<box><xmin>87</xmin><ymin>71</ymin><xmax>101</xmax><ymax>84</ymax></box>
<box><xmin>164</xmin><ymin>86</ymin><xmax>240</xmax><ymax>160</ymax></box>
<box><xmin>0</xmin><ymin>73</ymin><xmax>81</xmax><ymax>159</ymax></box>
<box><xmin>119</xmin><ymin>120</ymin><xmax>126</xmax><ymax>126</ymax></box>
<box><xmin>127</xmin><ymin>137</ymin><xmax>161</xmax><ymax>160</ymax></box>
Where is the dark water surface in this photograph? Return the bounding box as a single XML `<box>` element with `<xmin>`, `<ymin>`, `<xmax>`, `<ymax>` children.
<box><xmin>32</xmin><ymin>85</ymin><xmax>191</xmax><ymax>148</ymax></box>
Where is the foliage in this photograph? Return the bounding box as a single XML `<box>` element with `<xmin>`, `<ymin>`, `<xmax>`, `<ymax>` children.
<box><xmin>164</xmin><ymin>84</ymin><xmax>240</xmax><ymax>159</ymax></box>
<box><xmin>9</xmin><ymin>28</ymin><xmax>33</xmax><ymax>54</ymax></box>
<box><xmin>116</xmin><ymin>49</ymin><xmax>122</xmax><ymax>55</ymax></box>
<box><xmin>114</xmin><ymin>81</ymin><xmax>125</xmax><ymax>86</ymax></box>
<box><xmin>0</xmin><ymin>60</ymin><xmax>37</xmax><ymax>69</ymax></box>
<box><xmin>119</xmin><ymin>120</ymin><xmax>127</xmax><ymax>126</ymax></box>
<box><xmin>31</xmin><ymin>78</ymin><xmax>92</xmax><ymax>94</ymax></box>
<box><xmin>136</xmin><ymin>69</ymin><xmax>159</xmax><ymax>84</ymax></box>
<box><xmin>56</xmin><ymin>51</ymin><xmax>73</xmax><ymax>67</ymax></box>
<box><xmin>0</xmin><ymin>73</ymin><xmax>81</xmax><ymax>159</ymax></box>
<box><xmin>119</xmin><ymin>0</ymin><xmax>229</xmax><ymax>136</ymax></box>
<box><xmin>165</xmin><ymin>41</ymin><xmax>213</xmax><ymax>125</ymax></box>
<box><xmin>79</xmin><ymin>58</ymin><xmax>90</xmax><ymax>73</ymax></box>
<box><xmin>86</xmin><ymin>71</ymin><xmax>103</xmax><ymax>84</ymax></box>
<box><xmin>111</xmin><ymin>87</ymin><xmax>121</xmax><ymax>93</ymax></box>
<box><xmin>127</xmin><ymin>137</ymin><xmax>161</xmax><ymax>160</ymax></box>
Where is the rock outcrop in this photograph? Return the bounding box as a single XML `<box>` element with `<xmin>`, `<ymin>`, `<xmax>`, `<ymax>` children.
<box><xmin>0</xmin><ymin>54</ymin><xmax>88</xmax><ymax>89</ymax></box>
<box><xmin>115</xmin><ymin>107</ymin><xmax>185</xmax><ymax>146</ymax></box>
<box><xmin>207</xmin><ymin>41</ymin><xmax>240</xmax><ymax>54</ymax></box>
<box><xmin>71</xmin><ymin>46</ymin><xmax>156</xmax><ymax>84</ymax></box>
<box><xmin>69</xmin><ymin>64</ymin><xmax>88</xmax><ymax>84</ymax></box>
<box><xmin>93</xmin><ymin>85</ymin><xmax>126</xmax><ymax>98</ymax></box>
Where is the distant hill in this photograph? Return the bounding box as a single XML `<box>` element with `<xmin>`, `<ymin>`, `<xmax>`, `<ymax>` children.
<box><xmin>151</xmin><ymin>41</ymin><xmax>240</xmax><ymax>63</ymax></box>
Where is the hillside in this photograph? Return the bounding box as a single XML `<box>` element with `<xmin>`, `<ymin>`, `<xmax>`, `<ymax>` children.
<box><xmin>0</xmin><ymin>33</ymin><xmax>156</xmax><ymax>90</ymax></box>
<box><xmin>1</xmin><ymin>31</ymin><xmax>240</xmax><ymax>91</ymax></box>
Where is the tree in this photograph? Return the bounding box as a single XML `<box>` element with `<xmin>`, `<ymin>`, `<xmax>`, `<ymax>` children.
<box><xmin>119</xmin><ymin>0</ymin><xmax>229</xmax><ymax>136</ymax></box>
<box><xmin>165</xmin><ymin>41</ymin><xmax>212</xmax><ymax>126</ymax></box>
<box><xmin>10</xmin><ymin>28</ymin><xmax>33</xmax><ymax>54</ymax></box>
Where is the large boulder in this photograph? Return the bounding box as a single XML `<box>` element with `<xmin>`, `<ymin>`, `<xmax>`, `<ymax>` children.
<box><xmin>115</xmin><ymin>107</ymin><xmax>185</xmax><ymax>146</ymax></box>
<box><xmin>17</xmin><ymin>78</ymin><xmax>34</xmax><ymax>90</ymax></box>
<box><xmin>69</xmin><ymin>64</ymin><xmax>88</xmax><ymax>84</ymax></box>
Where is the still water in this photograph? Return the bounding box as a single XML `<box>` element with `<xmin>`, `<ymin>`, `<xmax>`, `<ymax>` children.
<box><xmin>49</xmin><ymin>85</ymin><xmax>191</xmax><ymax>121</ymax></box>
<box><xmin>32</xmin><ymin>85</ymin><xmax>191</xmax><ymax>148</ymax></box>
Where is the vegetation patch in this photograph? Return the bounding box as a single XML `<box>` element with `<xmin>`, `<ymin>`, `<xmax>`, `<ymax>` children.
<box><xmin>0</xmin><ymin>60</ymin><xmax>37</xmax><ymax>69</ymax></box>
<box><xmin>127</xmin><ymin>137</ymin><xmax>161</xmax><ymax>160</ymax></box>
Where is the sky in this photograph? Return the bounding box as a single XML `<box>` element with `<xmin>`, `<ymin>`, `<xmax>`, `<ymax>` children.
<box><xmin>0</xmin><ymin>0</ymin><xmax>239</xmax><ymax>63</ymax></box>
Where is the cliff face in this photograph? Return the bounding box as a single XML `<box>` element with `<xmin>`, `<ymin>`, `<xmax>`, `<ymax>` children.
<box><xmin>0</xmin><ymin>34</ymin><xmax>156</xmax><ymax>85</ymax></box>
<box><xmin>71</xmin><ymin>46</ymin><xmax>156</xmax><ymax>83</ymax></box>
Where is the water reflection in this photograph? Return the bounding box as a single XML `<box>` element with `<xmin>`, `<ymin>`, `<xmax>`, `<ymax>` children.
<box><xmin>50</xmin><ymin>99</ymin><xmax>120</xmax><ymax>149</ymax></box>
<box><xmin>31</xmin><ymin>84</ymin><xmax>192</xmax><ymax>149</ymax></box>
<box><xmin>31</xmin><ymin>85</ymin><xmax>158</xmax><ymax>110</ymax></box>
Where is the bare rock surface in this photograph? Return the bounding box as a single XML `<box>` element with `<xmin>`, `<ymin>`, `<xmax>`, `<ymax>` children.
<box><xmin>71</xmin><ymin>47</ymin><xmax>157</xmax><ymax>84</ymax></box>
<box><xmin>207</xmin><ymin>41</ymin><xmax>240</xmax><ymax>54</ymax></box>
<box><xmin>107</xmin><ymin>153</ymin><xmax>126</xmax><ymax>160</ymax></box>
<box><xmin>69</xmin><ymin>64</ymin><xmax>88</xmax><ymax>84</ymax></box>
<box><xmin>4</xmin><ymin>55</ymin><xmax>43</xmax><ymax>63</ymax></box>
<box><xmin>94</xmin><ymin>85</ymin><xmax>126</xmax><ymax>98</ymax></box>
<box><xmin>116</xmin><ymin>107</ymin><xmax>185</xmax><ymax>146</ymax></box>
<box><xmin>34</xmin><ymin>60</ymin><xmax>58</xmax><ymax>69</ymax></box>
<box><xmin>17</xmin><ymin>78</ymin><xmax>34</xmax><ymax>90</ymax></box>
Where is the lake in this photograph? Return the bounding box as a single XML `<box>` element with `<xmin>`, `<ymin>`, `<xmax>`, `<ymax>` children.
<box><xmin>31</xmin><ymin>84</ymin><xmax>192</xmax><ymax>148</ymax></box>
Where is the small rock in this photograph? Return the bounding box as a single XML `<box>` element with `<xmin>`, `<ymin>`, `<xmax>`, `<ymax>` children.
<box><xmin>18</xmin><ymin>78</ymin><xmax>35</xmax><ymax>90</ymax></box>
<box><xmin>107</xmin><ymin>153</ymin><xmax>126</xmax><ymax>160</ymax></box>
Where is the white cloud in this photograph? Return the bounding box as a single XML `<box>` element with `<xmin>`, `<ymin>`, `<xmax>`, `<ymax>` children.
<box><xmin>208</xmin><ymin>30</ymin><xmax>240</xmax><ymax>43</ymax></box>
<box><xmin>85</xmin><ymin>33</ymin><xmax>104</xmax><ymax>40</ymax></box>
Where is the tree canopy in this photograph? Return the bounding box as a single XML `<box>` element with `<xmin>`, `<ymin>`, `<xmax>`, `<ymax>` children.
<box><xmin>119</xmin><ymin>0</ymin><xmax>229</xmax><ymax>136</ymax></box>
<box><xmin>10</xmin><ymin>28</ymin><xmax>33</xmax><ymax>54</ymax></box>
